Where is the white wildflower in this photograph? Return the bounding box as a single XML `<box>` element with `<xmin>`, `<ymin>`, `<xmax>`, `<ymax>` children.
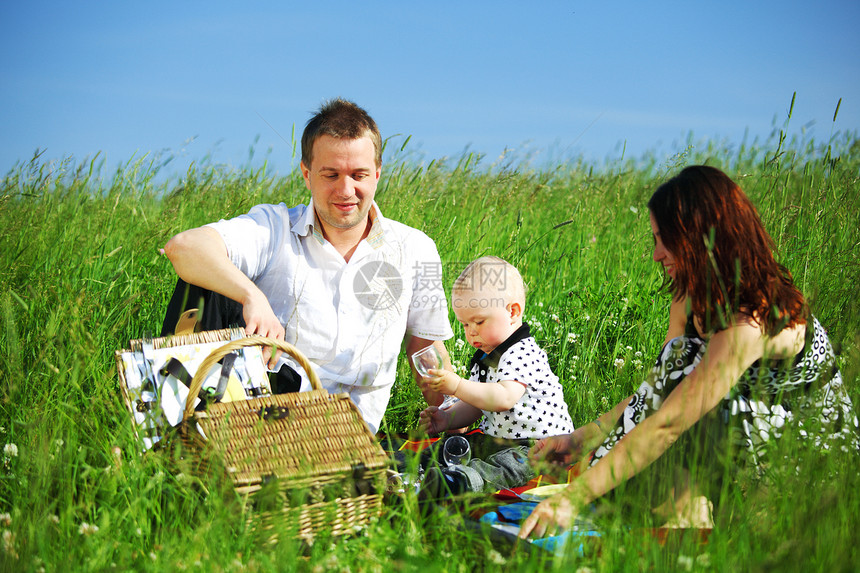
<box><xmin>629</xmin><ymin>206</ymin><xmax>638</xmax><ymax>214</ymax></box>
<box><xmin>78</xmin><ymin>522</ymin><xmax>99</xmax><ymax>536</ymax></box>
<box><xmin>583</xmin><ymin>314</ymin><xmax>591</xmax><ymax>321</ymax></box>
<box><xmin>633</xmin><ymin>359</ymin><xmax>644</xmax><ymax>370</ymax></box>
<box><xmin>487</xmin><ymin>549</ymin><xmax>506</xmax><ymax>565</ymax></box>
<box><xmin>551</xmin><ymin>313</ymin><xmax>559</xmax><ymax>322</ymax></box>
<box><xmin>677</xmin><ymin>554</ymin><xmax>693</xmax><ymax>571</ymax></box>
<box><xmin>567</xmin><ymin>332</ymin><xmax>578</xmax><ymax>343</ymax></box>
<box><xmin>625</xmin><ymin>345</ymin><xmax>633</xmax><ymax>351</ymax></box>
<box><xmin>0</xmin><ymin>513</ymin><xmax>10</xmax><ymax>527</ymax></box>
<box><xmin>1</xmin><ymin>530</ymin><xmax>16</xmax><ymax>559</ymax></box>
<box><xmin>48</xmin><ymin>514</ymin><xmax>60</xmax><ymax>525</ymax></box>
<box><xmin>455</xmin><ymin>338</ymin><xmax>465</xmax><ymax>350</ymax></box>
<box><xmin>696</xmin><ymin>552</ymin><xmax>711</xmax><ymax>567</ymax></box>
<box><xmin>614</xmin><ymin>358</ymin><xmax>625</xmax><ymax>369</ymax></box>
<box><xmin>537</xmin><ymin>302</ymin><xmax>544</xmax><ymax>308</ymax></box>
<box><xmin>635</xmin><ymin>350</ymin><xmax>643</xmax><ymax>358</ymax></box>
<box><xmin>50</xmin><ymin>439</ymin><xmax>64</xmax><ymax>460</ymax></box>
<box><xmin>3</xmin><ymin>443</ymin><xmax>18</xmax><ymax>458</ymax></box>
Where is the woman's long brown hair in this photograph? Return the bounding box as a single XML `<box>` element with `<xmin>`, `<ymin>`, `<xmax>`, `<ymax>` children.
<box><xmin>647</xmin><ymin>165</ymin><xmax>806</xmax><ymax>335</ymax></box>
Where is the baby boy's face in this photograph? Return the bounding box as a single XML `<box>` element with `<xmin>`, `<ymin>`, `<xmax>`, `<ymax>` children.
<box><xmin>452</xmin><ymin>289</ymin><xmax>518</xmax><ymax>354</ymax></box>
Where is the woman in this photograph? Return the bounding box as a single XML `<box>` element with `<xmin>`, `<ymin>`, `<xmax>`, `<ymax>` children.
<box><xmin>519</xmin><ymin>165</ymin><xmax>859</xmax><ymax>539</ymax></box>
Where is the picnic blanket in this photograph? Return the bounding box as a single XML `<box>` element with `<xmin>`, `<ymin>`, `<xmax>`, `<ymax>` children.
<box><xmin>378</xmin><ymin>433</ymin><xmax>711</xmax><ymax>557</ymax></box>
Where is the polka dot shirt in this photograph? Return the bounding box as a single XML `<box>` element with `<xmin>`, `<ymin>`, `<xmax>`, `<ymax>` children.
<box><xmin>469</xmin><ymin>326</ymin><xmax>574</xmax><ymax>439</ymax></box>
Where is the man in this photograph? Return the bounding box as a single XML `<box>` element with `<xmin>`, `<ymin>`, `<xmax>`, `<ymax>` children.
<box><xmin>162</xmin><ymin>98</ymin><xmax>453</xmax><ymax>433</ymax></box>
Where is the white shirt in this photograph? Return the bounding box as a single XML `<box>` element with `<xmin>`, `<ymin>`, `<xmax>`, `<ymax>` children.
<box><xmin>208</xmin><ymin>201</ymin><xmax>453</xmax><ymax>432</ymax></box>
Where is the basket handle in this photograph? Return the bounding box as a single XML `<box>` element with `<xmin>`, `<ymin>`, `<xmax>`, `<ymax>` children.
<box><xmin>182</xmin><ymin>336</ymin><xmax>322</xmax><ymax>422</ymax></box>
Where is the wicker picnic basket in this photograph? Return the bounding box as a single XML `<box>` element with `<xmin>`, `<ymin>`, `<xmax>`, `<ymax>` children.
<box><xmin>117</xmin><ymin>331</ymin><xmax>390</xmax><ymax>540</ymax></box>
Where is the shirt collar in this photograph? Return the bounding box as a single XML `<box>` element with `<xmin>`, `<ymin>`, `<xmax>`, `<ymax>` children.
<box><xmin>291</xmin><ymin>200</ymin><xmax>385</xmax><ymax>249</ymax></box>
<box><xmin>468</xmin><ymin>323</ymin><xmax>531</xmax><ymax>382</ymax></box>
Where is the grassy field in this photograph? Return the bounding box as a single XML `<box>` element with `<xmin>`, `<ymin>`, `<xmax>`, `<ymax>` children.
<box><xmin>1</xmin><ymin>123</ymin><xmax>859</xmax><ymax>571</ymax></box>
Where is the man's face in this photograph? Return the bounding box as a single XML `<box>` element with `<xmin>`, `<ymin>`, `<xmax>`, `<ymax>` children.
<box><xmin>301</xmin><ymin>134</ymin><xmax>380</xmax><ymax>233</ymax></box>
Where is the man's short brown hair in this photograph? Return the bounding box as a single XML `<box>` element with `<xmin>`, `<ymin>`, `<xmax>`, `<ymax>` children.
<box><xmin>301</xmin><ymin>98</ymin><xmax>382</xmax><ymax>168</ymax></box>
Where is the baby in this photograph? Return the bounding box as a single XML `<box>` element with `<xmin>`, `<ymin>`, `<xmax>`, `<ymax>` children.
<box><xmin>418</xmin><ymin>256</ymin><xmax>574</xmax><ymax>498</ymax></box>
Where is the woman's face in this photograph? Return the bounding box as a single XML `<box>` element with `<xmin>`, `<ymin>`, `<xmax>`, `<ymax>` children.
<box><xmin>649</xmin><ymin>211</ymin><xmax>677</xmax><ymax>278</ymax></box>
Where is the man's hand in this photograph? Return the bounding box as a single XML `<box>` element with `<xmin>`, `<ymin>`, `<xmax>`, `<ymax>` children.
<box><xmin>241</xmin><ymin>290</ymin><xmax>285</xmax><ymax>368</ymax></box>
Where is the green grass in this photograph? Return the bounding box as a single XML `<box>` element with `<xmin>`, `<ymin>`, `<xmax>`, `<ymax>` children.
<box><xmin>1</xmin><ymin>123</ymin><xmax>859</xmax><ymax>571</ymax></box>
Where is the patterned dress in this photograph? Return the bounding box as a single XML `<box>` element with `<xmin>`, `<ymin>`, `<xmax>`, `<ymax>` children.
<box><xmin>591</xmin><ymin>316</ymin><xmax>859</xmax><ymax>474</ymax></box>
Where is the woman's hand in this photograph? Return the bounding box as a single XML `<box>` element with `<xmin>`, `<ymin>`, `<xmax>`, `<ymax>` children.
<box><xmin>529</xmin><ymin>432</ymin><xmax>583</xmax><ymax>467</ymax></box>
<box><xmin>425</xmin><ymin>368</ymin><xmax>462</xmax><ymax>396</ymax></box>
<box><xmin>518</xmin><ymin>491</ymin><xmax>581</xmax><ymax>539</ymax></box>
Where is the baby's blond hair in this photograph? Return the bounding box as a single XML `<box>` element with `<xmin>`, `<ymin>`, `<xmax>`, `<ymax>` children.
<box><xmin>452</xmin><ymin>256</ymin><xmax>526</xmax><ymax>307</ymax></box>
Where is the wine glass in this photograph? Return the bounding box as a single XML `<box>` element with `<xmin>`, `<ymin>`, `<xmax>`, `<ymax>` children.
<box><xmin>442</xmin><ymin>435</ymin><xmax>472</xmax><ymax>467</ymax></box>
<box><xmin>412</xmin><ymin>345</ymin><xmax>442</xmax><ymax>378</ymax></box>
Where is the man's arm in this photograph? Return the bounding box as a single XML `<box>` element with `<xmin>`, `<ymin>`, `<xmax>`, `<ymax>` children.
<box><xmin>405</xmin><ymin>336</ymin><xmax>451</xmax><ymax>407</ymax></box>
<box><xmin>163</xmin><ymin>226</ymin><xmax>285</xmax><ymax>342</ymax></box>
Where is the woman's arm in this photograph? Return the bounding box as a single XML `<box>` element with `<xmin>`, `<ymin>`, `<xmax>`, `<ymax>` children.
<box><xmin>529</xmin><ymin>393</ymin><xmax>632</xmax><ymax>475</ymax></box>
<box><xmin>585</xmin><ymin>322</ymin><xmax>764</xmax><ymax>494</ymax></box>
<box><xmin>520</xmin><ymin>318</ymin><xmax>767</xmax><ymax>538</ymax></box>
<box><xmin>663</xmin><ymin>296</ymin><xmax>689</xmax><ymax>346</ymax></box>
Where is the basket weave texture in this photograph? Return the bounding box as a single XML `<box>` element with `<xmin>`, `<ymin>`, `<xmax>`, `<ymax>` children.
<box><xmin>117</xmin><ymin>330</ymin><xmax>390</xmax><ymax>539</ymax></box>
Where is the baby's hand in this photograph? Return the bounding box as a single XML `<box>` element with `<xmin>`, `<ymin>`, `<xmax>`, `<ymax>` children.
<box><xmin>418</xmin><ymin>405</ymin><xmax>448</xmax><ymax>435</ymax></box>
<box><xmin>425</xmin><ymin>369</ymin><xmax>461</xmax><ymax>395</ymax></box>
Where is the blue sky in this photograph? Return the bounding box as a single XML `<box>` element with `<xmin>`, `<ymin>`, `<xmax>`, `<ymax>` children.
<box><xmin>2</xmin><ymin>1</ymin><xmax>858</xmax><ymax>179</ymax></box>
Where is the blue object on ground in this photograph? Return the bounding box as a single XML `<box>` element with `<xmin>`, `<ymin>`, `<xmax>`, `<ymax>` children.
<box><xmin>479</xmin><ymin>502</ymin><xmax>601</xmax><ymax>556</ymax></box>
